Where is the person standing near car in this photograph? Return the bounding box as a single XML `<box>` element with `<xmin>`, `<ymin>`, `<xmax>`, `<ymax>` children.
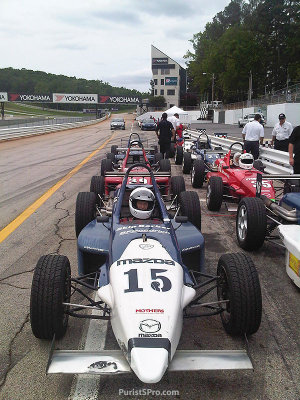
<box><xmin>242</xmin><ymin>113</ymin><xmax>264</xmax><ymax>160</ymax></box>
<box><xmin>289</xmin><ymin>125</ymin><xmax>300</xmax><ymax>174</ymax></box>
<box><xmin>155</xmin><ymin>112</ymin><xmax>175</xmax><ymax>158</ymax></box>
<box><xmin>271</xmin><ymin>113</ymin><xmax>293</xmax><ymax>152</ymax></box>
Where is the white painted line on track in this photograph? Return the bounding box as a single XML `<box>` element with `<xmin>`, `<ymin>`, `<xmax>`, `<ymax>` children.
<box><xmin>69</xmin><ymin>307</ymin><xmax>108</xmax><ymax>400</ymax></box>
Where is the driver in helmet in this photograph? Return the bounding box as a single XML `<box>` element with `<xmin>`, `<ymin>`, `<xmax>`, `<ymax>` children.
<box><xmin>232</xmin><ymin>152</ymin><xmax>242</xmax><ymax>167</ymax></box>
<box><xmin>239</xmin><ymin>153</ymin><xmax>254</xmax><ymax>169</ymax></box>
<box><xmin>129</xmin><ymin>187</ymin><xmax>155</xmax><ymax>219</ymax></box>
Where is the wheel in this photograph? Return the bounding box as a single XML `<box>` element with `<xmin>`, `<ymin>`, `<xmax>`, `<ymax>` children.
<box><xmin>75</xmin><ymin>192</ymin><xmax>96</xmax><ymax>237</ymax></box>
<box><xmin>107</xmin><ymin>152</ymin><xmax>115</xmax><ymax>162</ymax></box>
<box><xmin>171</xmin><ymin>176</ymin><xmax>186</xmax><ymax>198</ymax></box>
<box><xmin>217</xmin><ymin>253</ymin><xmax>262</xmax><ymax>335</ymax></box>
<box><xmin>90</xmin><ymin>175</ymin><xmax>105</xmax><ymax>206</ymax></box>
<box><xmin>206</xmin><ymin>176</ymin><xmax>223</xmax><ymax>211</ymax></box>
<box><xmin>191</xmin><ymin>159</ymin><xmax>206</xmax><ymax>188</ymax></box>
<box><xmin>253</xmin><ymin>160</ymin><xmax>264</xmax><ymax>172</ymax></box>
<box><xmin>182</xmin><ymin>152</ymin><xmax>192</xmax><ymax>174</ymax></box>
<box><xmin>30</xmin><ymin>254</ymin><xmax>71</xmax><ymax>340</ymax></box>
<box><xmin>178</xmin><ymin>191</ymin><xmax>201</xmax><ymax>230</ymax></box>
<box><xmin>151</xmin><ymin>145</ymin><xmax>158</xmax><ymax>154</ymax></box>
<box><xmin>169</xmin><ymin>143</ymin><xmax>175</xmax><ymax>158</ymax></box>
<box><xmin>100</xmin><ymin>158</ymin><xmax>113</xmax><ymax>176</ymax></box>
<box><xmin>154</xmin><ymin>153</ymin><xmax>163</xmax><ymax>163</ymax></box>
<box><xmin>111</xmin><ymin>145</ymin><xmax>118</xmax><ymax>155</ymax></box>
<box><xmin>175</xmin><ymin>146</ymin><xmax>183</xmax><ymax>165</ymax></box>
<box><xmin>236</xmin><ymin>197</ymin><xmax>267</xmax><ymax>250</ymax></box>
<box><xmin>159</xmin><ymin>159</ymin><xmax>171</xmax><ymax>172</ymax></box>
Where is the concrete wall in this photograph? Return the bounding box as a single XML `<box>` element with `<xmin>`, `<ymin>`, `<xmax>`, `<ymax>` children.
<box><xmin>213</xmin><ymin>111</ymin><xmax>219</xmax><ymax>123</ymax></box>
<box><xmin>267</xmin><ymin>103</ymin><xmax>300</xmax><ymax>127</ymax></box>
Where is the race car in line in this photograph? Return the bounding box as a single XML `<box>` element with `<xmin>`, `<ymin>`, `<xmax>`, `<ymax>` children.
<box><xmin>30</xmin><ymin>164</ymin><xmax>262</xmax><ymax>383</ymax></box>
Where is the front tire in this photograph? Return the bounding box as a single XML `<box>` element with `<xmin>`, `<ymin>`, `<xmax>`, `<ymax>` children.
<box><xmin>191</xmin><ymin>159</ymin><xmax>205</xmax><ymax>188</ymax></box>
<box><xmin>236</xmin><ymin>197</ymin><xmax>267</xmax><ymax>250</ymax></box>
<box><xmin>217</xmin><ymin>253</ymin><xmax>262</xmax><ymax>335</ymax></box>
<box><xmin>100</xmin><ymin>158</ymin><xmax>113</xmax><ymax>176</ymax></box>
<box><xmin>175</xmin><ymin>146</ymin><xmax>183</xmax><ymax>165</ymax></box>
<box><xmin>75</xmin><ymin>192</ymin><xmax>96</xmax><ymax>237</ymax></box>
<box><xmin>169</xmin><ymin>143</ymin><xmax>175</xmax><ymax>158</ymax></box>
<box><xmin>182</xmin><ymin>152</ymin><xmax>192</xmax><ymax>174</ymax></box>
<box><xmin>171</xmin><ymin>176</ymin><xmax>186</xmax><ymax>198</ymax></box>
<box><xmin>30</xmin><ymin>255</ymin><xmax>71</xmax><ymax>340</ymax></box>
<box><xmin>178</xmin><ymin>191</ymin><xmax>201</xmax><ymax>230</ymax></box>
<box><xmin>206</xmin><ymin>176</ymin><xmax>223</xmax><ymax>211</ymax></box>
<box><xmin>90</xmin><ymin>176</ymin><xmax>105</xmax><ymax>206</ymax></box>
<box><xmin>159</xmin><ymin>159</ymin><xmax>171</xmax><ymax>172</ymax></box>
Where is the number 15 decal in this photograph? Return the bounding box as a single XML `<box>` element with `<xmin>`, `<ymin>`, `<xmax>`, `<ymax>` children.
<box><xmin>124</xmin><ymin>269</ymin><xmax>172</xmax><ymax>293</ymax></box>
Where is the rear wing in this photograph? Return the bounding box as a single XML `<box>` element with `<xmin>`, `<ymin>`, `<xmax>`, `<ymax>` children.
<box><xmin>256</xmin><ymin>173</ymin><xmax>300</xmax><ymax>197</ymax></box>
<box><xmin>105</xmin><ymin>171</ymin><xmax>171</xmax><ymax>178</ymax></box>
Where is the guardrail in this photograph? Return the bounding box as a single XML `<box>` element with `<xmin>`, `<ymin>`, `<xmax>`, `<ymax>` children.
<box><xmin>184</xmin><ymin>129</ymin><xmax>293</xmax><ymax>175</ymax></box>
<box><xmin>0</xmin><ymin>115</ymin><xmax>109</xmax><ymax>141</ymax></box>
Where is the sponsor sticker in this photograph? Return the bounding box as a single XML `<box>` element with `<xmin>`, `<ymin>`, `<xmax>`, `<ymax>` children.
<box><xmin>8</xmin><ymin>93</ymin><xmax>52</xmax><ymax>102</ymax></box>
<box><xmin>289</xmin><ymin>253</ymin><xmax>300</xmax><ymax>276</ymax></box>
<box><xmin>139</xmin><ymin>244</ymin><xmax>154</xmax><ymax>250</ymax></box>
<box><xmin>139</xmin><ymin>319</ymin><xmax>161</xmax><ymax>333</ymax></box>
<box><xmin>136</xmin><ymin>309</ymin><xmax>164</xmax><ymax>314</ymax></box>
<box><xmin>53</xmin><ymin>93</ymin><xmax>98</xmax><ymax>103</ymax></box>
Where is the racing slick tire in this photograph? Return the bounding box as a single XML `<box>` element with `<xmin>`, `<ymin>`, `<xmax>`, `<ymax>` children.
<box><xmin>236</xmin><ymin>197</ymin><xmax>267</xmax><ymax>250</ymax></box>
<box><xmin>169</xmin><ymin>143</ymin><xmax>175</xmax><ymax>158</ymax></box>
<box><xmin>175</xmin><ymin>146</ymin><xmax>183</xmax><ymax>165</ymax></box>
<box><xmin>75</xmin><ymin>192</ymin><xmax>96</xmax><ymax>237</ymax></box>
<box><xmin>178</xmin><ymin>191</ymin><xmax>201</xmax><ymax>230</ymax></box>
<box><xmin>159</xmin><ymin>159</ymin><xmax>171</xmax><ymax>172</ymax></box>
<box><xmin>100</xmin><ymin>158</ymin><xmax>113</xmax><ymax>176</ymax></box>
<box><xmin>191</xmin><ymin>159</ymin><xmax>205</xmax><ymax>188</ymax></box>
<box><xmin>111</xmin><ymin>145</ymin><xmax>118</xmax><ymax>155</ymax></box>
<box><xmin>253</xmin><ymin>160</ymin><xmax>265</xmax><ymax>172</ymax></box>
<box><xmin>182</xmin><ymin>152</ymin><xmax>192</xmax><ymax>174</ymax></box>
<box><xmin>171</xmin><ymin>176</ymin><xmax>186</xmax><ymax>198</ymax></box>
<box><xmin>206</xmin><ymin>176</ymin><xmax>223</xmax><ymax>211</ymax></box>
<box><xmin>30</xmin><ymin>254</ymin><xmax>71</xmax><ymax>340</ymax></box>
<box><xmin>217</xmin><ymin>252</ymin><xmax>262</xmax><ymax>335</ymax></box>
<box><xmin>154</xmin><ymin>153</ymin><xmax>163</xmax><ymax>163</ymax></box>
<box><xmin>90</xmin><ymin>176</ymin><xmax>105</xmax><ymax>206</ymax></box>
<box><xmin>106</xmin><ymin>152</ymin><xmax>115</xmax><ymax>162</ymax></box>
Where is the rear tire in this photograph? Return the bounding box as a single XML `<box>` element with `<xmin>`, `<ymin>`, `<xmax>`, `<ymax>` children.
<box><xmin>236</xmin><ymin>197</ymin><xmax>267</xmax><ymax>250</ymax></box>
<box><xmin>154</xmin><ymin>153</ymin><xmax>163</xmax><ymax>163</ymax></box>
<box><xmin>178</xmin><ymin>191</ymin><xmax>201</xmax><ymax>230</ymax></box>
<box><xmin>191</xmin><ymin>159</ymin><xmax>205</xmax><ymax>188</ymax></box>
<box><xmin>90</xmin><ymin>176</ymin><xmax>105</xmax><ymax>206</ymax></box>
<box><xmin>101</xmin><ymin>158</ymin><xmax>113</xmax><ymax>176</ymax></box>
<box><xmin>175</xmin><ymin>146</ymin><xmax>183</xmax><ymax>165</ymax></box>
<box><xmin>171</xmin><ymin>176</ymin><xmax>186</xmax><ymax>198</ymax></box>
<box><xmin>75</xmin><ymin>192</ymin><xmax>96</xmax><ymax>237</ymax></box>
<box><xmin>217</xmin><ymin>253</ymin><xmax>262</xmax><ymax>335</ymax></box>
<box><xmin>111</xmin><ymin>145</ymin><xmax>118</xmax><ymax>155</ymax></box>
<box><xmin>30</xmin><ymin>254</ymin><xmax>71</xmax><ymax>340</ymax></box>
<box><xmin>169</xmin><ymin>143</ymin><xmax>175</xmax><ymax>158</ymax></box>
<box><xmin>206</xmin><ymin>176</ymin><xmax>223</xmax><ymax>211</ymax></box>
<box><xmin>107</xmin><ymin>152</ymin><xmax>115</xmax><ymax>162</ymax></box>
<box><xmin>159</xmin><ymin>159</ymin><xmax>171</xmax><ymax>172</ymax></box>
<box><xmin>182</xmin><ymin>152</ymin><xmax>192</xmax><ymax>174</ymax></box>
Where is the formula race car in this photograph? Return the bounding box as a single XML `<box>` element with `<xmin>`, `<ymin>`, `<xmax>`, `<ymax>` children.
<box><xmin>205</xmin><ymin>142</ymin><xmax>275</xmax><ymax>212</ymax></box>
<box><xmin>30</xmin><ymin>164</ymin><xmax>262</xmax><ymax>384</ymax></box>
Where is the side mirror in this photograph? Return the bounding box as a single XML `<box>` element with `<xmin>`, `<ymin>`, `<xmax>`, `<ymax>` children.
<box><xmin>175</xmin><ymin>216</ymin><xmax>188</xmax><ymax>223</ymax></box>
<box><xmin>97</xmin><ymin>216</ymin><xmax>109</xmax><ymax>223</ymax></box>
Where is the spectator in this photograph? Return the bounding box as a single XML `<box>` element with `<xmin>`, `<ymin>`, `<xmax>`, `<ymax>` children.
<box><xmin>271</xmin><ymin>113</ymin><xmax>293</xmax><ymax>152</ymax></box>
<box><xmin>242</xmin><ymin>113</ymin><xmax>264</xmax><ymax>160</ymax></box>
<box><xmin>167</xmin><ymin>113</ymin><xmax>180</xmax><ymax>132</ymax></box>
<box><xmin>288</xmin><ymin>125</ymin><xmax>300</xmax><ymax>174</ymax></box>
<box><xmin>155</xmin><ymin>112</ymin><xmax>175</xmax><ymax>158</ymax></box>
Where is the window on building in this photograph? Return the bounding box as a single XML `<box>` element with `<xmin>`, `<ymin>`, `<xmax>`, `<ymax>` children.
<box><xmin>160</xmin><ymin>89</ymin><xmax>164</xmax><ymax>95</ymax></box>
<box><xmin>153</xmin><ymin>69</ymin><xmax>158</xmax><ymax>75</ymax></box>
<box><xmin>167</xmin><ymin>90</ymin><xmax>175</xmax><ymax>96</ymax></box>
<box><xmin>161</xmin><ymin>79</ymin><xmax>164</xmax><ymax>85</ymax></box>
<box><xmin>154</xmin><ymin>89</ymin><xmax>157</xmax><ymax>95</ymax></box>
<box><xmin>154</xmin><ymin>79</ymin><xmax>158</xmax><ymax>85</ymax></box>
<box><xmin>161</xmin><ymin>69</ymin><xmax>170</xmax><ymax>75</ymax></box>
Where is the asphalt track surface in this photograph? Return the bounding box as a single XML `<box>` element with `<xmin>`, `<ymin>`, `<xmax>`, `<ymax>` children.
<box><xmin>0</xmin><ymin>117</ymin><xmax>299</xmax><ymax>400</ymax></box>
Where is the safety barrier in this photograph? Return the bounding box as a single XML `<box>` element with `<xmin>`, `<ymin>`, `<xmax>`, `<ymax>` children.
<box><xmin>0</xmin><ymin>115</ymin><xmax>109</xmax><ymax>142</ymax></box>
<box><xmin>184</xmin><ymin>129</ymin><xmax>293</xmax><ymax>175</ymax></box>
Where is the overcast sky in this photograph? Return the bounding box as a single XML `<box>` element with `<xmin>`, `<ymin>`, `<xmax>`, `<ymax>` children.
<box><xmin>0</xmin><ymin>0</ymin><xmax>230</xmax><ymax>93</ymax></box>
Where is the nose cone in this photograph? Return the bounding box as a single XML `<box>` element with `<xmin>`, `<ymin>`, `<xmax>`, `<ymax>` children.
<box><xmin>130</xmin><ymin>348</ymin><xmax>168</xmax><ymax>383</ymax></box>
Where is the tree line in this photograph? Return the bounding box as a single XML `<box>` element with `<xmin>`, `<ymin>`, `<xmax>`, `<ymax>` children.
<box><xmin>185</xmin><ymin>0</ymin><xmax>300</xmax><ymax>104</ymax></box>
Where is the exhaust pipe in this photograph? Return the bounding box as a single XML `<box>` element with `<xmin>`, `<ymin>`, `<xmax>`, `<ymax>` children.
<box><xmin>261</xmin><ymin>195</ymin><xmax>298</xmax><ymax>222</ymax></box>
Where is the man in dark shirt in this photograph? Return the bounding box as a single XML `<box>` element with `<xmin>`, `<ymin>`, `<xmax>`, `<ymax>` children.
<box><xmin>289</xmin><ymin>125</ymin><xmax>300</xmax><ymax>174</ymax></box>
<box><xmin>155</xmin><ymin>112</ymin><xmax>175</xmax><ymax>158</ymax></box>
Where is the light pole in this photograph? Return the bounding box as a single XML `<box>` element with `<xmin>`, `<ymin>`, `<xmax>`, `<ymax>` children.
<box><xmin>202</xmin><ymin>72</ymin><xmax>215</xmax><ymax>103</ymax></box>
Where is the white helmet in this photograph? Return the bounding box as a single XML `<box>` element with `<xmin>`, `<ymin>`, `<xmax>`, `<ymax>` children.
<box><xmin>129</xmin><ymin>187</ymin><xmax>155</xmax><ymax>219</ymax></box>
<box><xmin>239</xmin><ymin>153</ymin><xmax>254</xmax><ymax>170</ymax></box>
<box><xmin>233</xmin><ymin>152</ymin><xmax>242</xmax><ymax>167</ymax></box>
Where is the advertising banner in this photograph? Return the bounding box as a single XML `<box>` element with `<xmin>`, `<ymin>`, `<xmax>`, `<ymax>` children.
<box><xmin>53</xmin><ymin>93</ymin><xmax>98</xmax><ymax>103</ymax></box>
<box><xmin>152</xmin><ymin>57</ymin><xmax>168</xmax><ymax>65</ymax></box>
<box><xmin>0</xmin><ymin>92</ymin><xmax>8</xmax><ymax>102</ymax></box>
<box><xmin>165</xmin><ymin>77</ymin><xmax>178</xmax><ymax>86</ymax></box>
<box><xmin>8</xmin><ymin>93</ymin><xmax>52</xmax><ymax>102</ymax></box>
<box><xmin>98</xmin><ymin>95</ymin><xmax>141</xmax><ymax>104</ymax></box>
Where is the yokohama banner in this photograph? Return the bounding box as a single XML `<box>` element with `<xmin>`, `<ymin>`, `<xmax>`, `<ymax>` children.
<box><xmin>0</xmin><ymin>92</ymin><xmax>8</xmax><ymax>102</ymax></box>
<box><xmin>98</xmin><ymin>95</ymin><xmax>141</xmax><ymax>104</ymax></box>
<box><xmin>8</xmin><ymin>93</ymin><xmax>52</xmax><ymax>102</ymax></box>
<box><xmin>53</xmin><ymin>93</ymin><xmax>98</xmax><ymax>103</ymax></box>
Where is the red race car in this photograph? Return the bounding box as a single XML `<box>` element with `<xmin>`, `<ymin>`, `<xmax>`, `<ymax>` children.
<box><xmin>204</xmin><ymin>142</ymin><xmax>275</xmax><ymax>211</ymax></box>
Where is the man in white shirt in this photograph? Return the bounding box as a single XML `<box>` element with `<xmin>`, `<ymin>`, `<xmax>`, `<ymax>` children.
<box><xmin>242</xmin><ymin>113</ymin><xmax>264</xmax><ymax>160</ymax></box>
<box><xmin>167</xmin><ymin>113</ymin><xmax>180</xmax><ymax>131</ymax></box>
<box><xmin>271</xmin><ymin>113</ymin><xmax>293</xmax><ymax>152</ymax></box>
